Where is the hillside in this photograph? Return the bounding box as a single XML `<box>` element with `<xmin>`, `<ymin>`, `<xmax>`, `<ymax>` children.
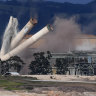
<box><xmin>0</xmin><ymin>0</ymin><xmax>96</xmax><ymax>46</ymax></box>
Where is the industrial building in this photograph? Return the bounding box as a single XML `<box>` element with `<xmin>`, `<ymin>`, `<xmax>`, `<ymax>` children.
<box><xmin>51</xmin><ymin>51</ymin><xmax>96</xmax><ymax>76</ymax></box>
<box><xmin>23</xmin><ymin>34</ymin><xmax>96</xmax><ymax>76</ymax></box>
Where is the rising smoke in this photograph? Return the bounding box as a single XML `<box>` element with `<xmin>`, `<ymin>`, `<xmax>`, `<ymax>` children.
<box><xmin>17</xmin><ymin>0</ymin><xmax>39</xmax><ymax>19</ymax></box>
<box><xmin>38</xmin><ymin>17</ymin><xmax>81</xmax><ymax>52</ymax></box>
<box><xmin>37</xmin><ymin>16</ymin><xmax>96</xmax><ymax>52</ymax></box>
<box><xmin>76</xmin><ymin>39</ymin><xmax>96</xmax><ymax>51</ymax></box>
<box><xmin>1</xmin><ymin>16</ymin><xmax>18</xmax><ymax>56</ymax></box>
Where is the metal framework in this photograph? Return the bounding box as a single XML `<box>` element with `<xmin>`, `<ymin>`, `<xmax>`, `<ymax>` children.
<box><xmin>51</xmin><ymin>51</ymin><xmax>96</xmax><ymax>75</ymax></box>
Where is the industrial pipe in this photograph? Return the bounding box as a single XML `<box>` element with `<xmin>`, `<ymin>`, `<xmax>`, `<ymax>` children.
<box><xmin>1</xmin><ymin>25</ymin><xmax>53</xmax><ymax>61</ymax></box>
<box><xmin>10</xmin><ymin>18</ymin><xmax>37</xmax><ymax>50</ymax></box>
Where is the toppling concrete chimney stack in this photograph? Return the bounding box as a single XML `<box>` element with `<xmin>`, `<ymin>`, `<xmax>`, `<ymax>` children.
<box><xmin>10</xmin><ymin>18</ymin><xmax>37</xmax><ymax>50</ymax></box>
<box><xmin>1</xmin><ymin>24</ymin><xmax>53</xmax><ymax>61</ymax></box>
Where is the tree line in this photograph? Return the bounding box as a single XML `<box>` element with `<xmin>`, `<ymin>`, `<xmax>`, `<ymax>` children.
<box><xmin>0</xmin><ymin>51</ymin><xmax>74</xmax><ymax>75</ymax></box>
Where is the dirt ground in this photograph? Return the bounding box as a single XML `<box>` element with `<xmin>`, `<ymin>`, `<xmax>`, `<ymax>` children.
<box><xmin>0</xmin><ymin>90</ymin><xmax>96</xmax><ymax>96</ymax></box>
<box><xmin>1</xmin><ymin>83</ymin><xmax>96</xmax><ymax>96</ymax></box>
<box><xmin>22</xmin><ymin>75</ymin><xmax>96</xmax><ymax>81</ymax></box>
<box><xmin>1</xmin><ymin>75</ymin><xmax>96</xmax><ymax>96</ymax></box>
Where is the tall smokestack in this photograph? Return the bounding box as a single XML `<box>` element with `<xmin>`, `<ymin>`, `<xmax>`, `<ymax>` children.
<box><xmin>10</xmin><ymin>18</ymin><xmax>37</xmax><ymax>50</ymax></box>
<box><xmin>1</xmin><ymin>25</ymin><xmax>53</xmax><ymax>61</ymax></box>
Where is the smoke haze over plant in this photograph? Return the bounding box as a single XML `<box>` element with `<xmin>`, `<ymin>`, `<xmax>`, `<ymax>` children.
<box><xmin>37</xmin><ymin>17</ymin><xmax>79</xmax><ymax>52</ymax></box>
<box><xmin>38</xmin><ymin>17</ymin><xmax>96</xmax><ymax>52</ymax></box>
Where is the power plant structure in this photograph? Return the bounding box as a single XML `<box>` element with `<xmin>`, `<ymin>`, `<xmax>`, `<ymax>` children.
<box><xmin>50</xmin><ymin>35</ymin><xmax>96</xmax><ymax>76</ymax></box>
<box><xmin>20</xmin><ymin>34</ymin><xmax>96</xmax><ymax>76</ymax></box>
<box><xmin>51</xmin><ymin>51</ymin><xmax>96</xmax><ymax>76</ymax></box>
<box><xmin>1</xmin><ymin>16</ymin><xmax>96</xmax><ymax>76</ymax></box>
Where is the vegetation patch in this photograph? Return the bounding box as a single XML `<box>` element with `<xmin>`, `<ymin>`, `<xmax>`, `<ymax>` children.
<box><xmin>0</xmin><ymin>76</ymin><xmax>37</xmax><ymax>91</ymax></box>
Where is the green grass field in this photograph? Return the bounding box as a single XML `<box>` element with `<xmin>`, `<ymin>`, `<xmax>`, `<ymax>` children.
<box><xmin>0</xmin><ymin>76</ymin><xmax>37</xmax><ymax>90</ymax></box>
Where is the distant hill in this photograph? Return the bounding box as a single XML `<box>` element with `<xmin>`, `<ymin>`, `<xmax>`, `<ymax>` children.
<box><xmin>0</xmin><ymin>0</ymin><xmax>96</xmax><ymax>46</ymax></box>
